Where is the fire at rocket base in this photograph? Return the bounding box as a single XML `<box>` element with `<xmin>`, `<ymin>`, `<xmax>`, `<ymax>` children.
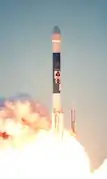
<box><xmin>51</xmin><ymin>26</ymin><xmax>64</xmax><ymax>138</ymax></box>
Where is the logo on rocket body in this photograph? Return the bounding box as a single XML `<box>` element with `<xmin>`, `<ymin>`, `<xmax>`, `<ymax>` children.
<box><xmin>53</xmin><ymin>53</ymin><xmax>61</xmax><ymax>93</ymax></box>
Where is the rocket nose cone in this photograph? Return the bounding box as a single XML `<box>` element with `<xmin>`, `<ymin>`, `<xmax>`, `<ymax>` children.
<box><xmin>53</xmin><ymin>26</ymin><xmax>61</xmax><ymax>35</ymax></box>
<box><xmin>52</xmin><ymin>26</ymin><xmax>61</xmax><ymax>42</ymax></box>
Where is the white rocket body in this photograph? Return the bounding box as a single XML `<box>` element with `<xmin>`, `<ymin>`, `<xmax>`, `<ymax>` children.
<box><xmin>51</xmin><ymin>26</ymin><xmax>64</xmax><ymax>137</ymax></box>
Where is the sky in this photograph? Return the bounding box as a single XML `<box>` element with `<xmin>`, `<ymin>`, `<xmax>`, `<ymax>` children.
<box><xmin>0</xmin><ymin>0</ymin><xmax>107</xmax><ymax>169</ymax></box>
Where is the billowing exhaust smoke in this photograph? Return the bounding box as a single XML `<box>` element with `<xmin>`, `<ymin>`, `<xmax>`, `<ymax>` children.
<box><xmin>0</xmin><ymin>93</ymin><xmax>51</xmax><ymax>144</ymax></box>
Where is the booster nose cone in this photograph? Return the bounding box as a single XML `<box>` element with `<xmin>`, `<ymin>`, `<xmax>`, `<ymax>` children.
<box><xmin>53</xmin><ymin>26</ymin><xmax>61</xmax><ymax>35</ymax></box>
<box><xmin>52</xmin><ymin>26</ymin><xmax>61</xmax><ymax>42</ymax></box>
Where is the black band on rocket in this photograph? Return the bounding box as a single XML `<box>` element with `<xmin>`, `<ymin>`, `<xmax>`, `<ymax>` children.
<box><xmin>53</xmin><ymin>53</ymin><xmax>61</xmax><ymax>93</ymax></box>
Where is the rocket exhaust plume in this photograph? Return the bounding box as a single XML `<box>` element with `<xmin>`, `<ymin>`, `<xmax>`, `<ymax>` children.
<box><xmin>51</xmin><ymin>26</ymin><xmax>64</xmax><ymax>138</ymax></box>
<box><xmin>0</xmin><ymin>94</ymin><xmax>107</xmax><ymax>179</ymax></box>
<box><xmin>0</xmin><ymin>93</ymin><xmax>51</xmax><ymax>144</ymax></box>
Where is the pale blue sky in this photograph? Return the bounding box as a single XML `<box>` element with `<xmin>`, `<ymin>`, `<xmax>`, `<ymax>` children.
<box><xmin>0</xmin><ymin>0</ymin><xmax>107</xmax><ymax>168</ymax></box>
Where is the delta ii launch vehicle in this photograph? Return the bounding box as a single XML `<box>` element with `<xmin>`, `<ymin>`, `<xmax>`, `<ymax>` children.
<box><xmin>51</xmin><ymin>26</ymin><xmax>63</xmax><ymax>137</ymax></box>
<box><xmin>51</xmin><ymin>26</ymin><xmax>76</xmax><ymax>137</ymax></box>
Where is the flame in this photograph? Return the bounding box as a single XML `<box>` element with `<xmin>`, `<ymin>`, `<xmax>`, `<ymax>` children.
<box><xmin>0</xmin><ymin>94</ymin><xmax>106</xmax><ymax>179</ymax></box>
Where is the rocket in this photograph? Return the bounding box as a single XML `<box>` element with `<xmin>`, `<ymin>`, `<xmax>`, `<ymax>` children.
<box><xmin>51</xmin><ymin>26</ymin><xmax>64</xmax><ymax>137</ymax></box>
<box><xmin>70</xmin><ymin>108</ymin><xmax>76</xmax><ymax>135</ymax></box>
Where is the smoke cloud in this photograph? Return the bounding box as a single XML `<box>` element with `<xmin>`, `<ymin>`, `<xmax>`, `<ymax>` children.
<box><xmin>0</xmin><ymin>93</ymin><xmax>51</xmax><ymax>147</ymax></box>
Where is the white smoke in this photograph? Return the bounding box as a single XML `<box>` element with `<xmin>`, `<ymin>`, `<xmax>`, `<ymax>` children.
<box><xmin>0</xmin><ymin>93</ymin><xmax>50</xmax><ymax>141</ymax></box>
<box><xmin>92</xmin><ymin>159</ymin><xmax>107</xmax><ymax>179</ymax></box>
<box><xmin>0</xmin><ymin>93</ymin><xmax>106</xmax><ymax>179</ymax></box>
